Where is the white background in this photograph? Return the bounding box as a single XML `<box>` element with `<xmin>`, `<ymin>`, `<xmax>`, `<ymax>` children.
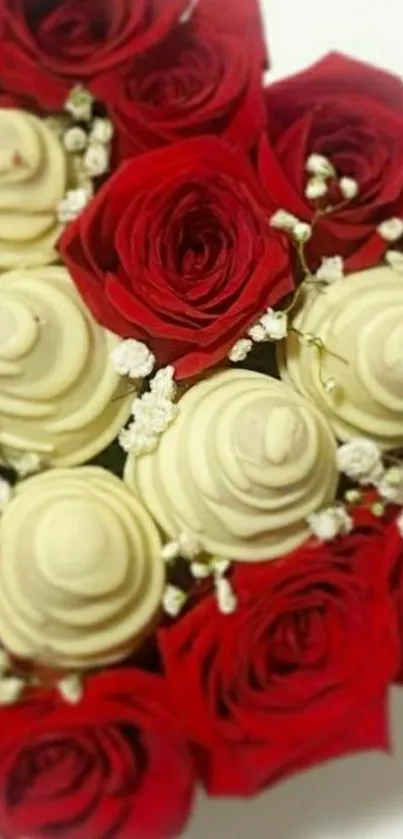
<box><xmin>183</xmin><ymin>1</ymin><xmax>403</xmax><ymax>837</ymax></box>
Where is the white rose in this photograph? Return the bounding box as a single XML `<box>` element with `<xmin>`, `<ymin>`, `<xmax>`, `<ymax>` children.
<box><xmin>336</xmin><ymin>438</ymin><xmax>383</xmax><ymax>484</ymax></box>
<box><xmin>0</xmin><ymin>109</ymin><xmax>68</xmax><ymax>268</ymax></box>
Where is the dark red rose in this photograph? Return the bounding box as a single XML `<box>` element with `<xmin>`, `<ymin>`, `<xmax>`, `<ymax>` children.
<box><xmin>258</xmin><ymin>53</ymin><xmax>403</xmax><ymax>272</ymax></box>
<box><xmin>160</xmin><ymin>512</ymin><xmax>400</xmax><ymax>796</ymax></box>
<box><xmin>101</xmin><ymin>20</ymin><xmax>265</xmax><ymax>160</ymax></box>
<box><xmin>60</xmin><ymin>137</ymin><xmax>292</xmax><ymax>380</ymax></box>
<box><xmin>386</xmin><ymin>515</ymin><xmax>403</xmax><ymax>682</ymax></box>
<box><xmin>0</xmin><ymin>0</ymin><xmax>189</xmax><ymax>110</ymax></box>
<box><xmin>0</xmin><ymin>669</ymin><xmax>195</xmax><ymax>839</ymax></box>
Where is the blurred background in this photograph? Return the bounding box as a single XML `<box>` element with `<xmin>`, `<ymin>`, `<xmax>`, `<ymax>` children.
<box><xmin>184</xmin><ymin>1</ymin><xmax>403</xmax><ymax>836</ymax></box>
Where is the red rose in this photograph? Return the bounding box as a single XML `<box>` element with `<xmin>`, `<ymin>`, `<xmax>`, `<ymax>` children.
<box><xmin>0</xmin><ymin>0</ymin><xmax>189</xmax><ymax>110</ymax></box>
<box><xmin>102</xmin><ymin>20</ymin><xmax>265</xmax><ymax>160</ymax></box>
<box><xmin>60</xmin><ymin>137</ymin><xmax>292</xmax><ymax>380</ymax></box>
<box><xmin>258</xmin><ymin>54</ymin><xmax>403</xmax><ymax>271</ymax></box>
<box><xmin>0</xmin><ymin>669</ymin><xmax>195</xmax><ymax>839</ymax></box>
<box><xmin>386</xmin><ymin>516</ymin><xmax>403</xmax><ymax>682</ymax></box>
<box><xmin>160</xmin><ymin>514</ymin><xmax>400</xmax><ymax>796</ymax></box>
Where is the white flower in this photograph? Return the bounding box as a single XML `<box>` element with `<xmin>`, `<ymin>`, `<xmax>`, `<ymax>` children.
<box><xmin>111</xmin><ymin>339</ymin><xmax>155</xmax><ymax>379</ymax></box>
<box><xmin>270</xmin><ymin>210</ymin><xmax>299</xmax><ymax>232</ymax></box>
<box><xmin>397</xmin><ymin>510</ymin><xmax>403</xmax><ymax>537</ymax></box>
<box><xmin>132</xmin><ymin>392</ymin><xmax>177</xmax><ymax>434</ymax></box>
<box><xmin>386</xmin><ymin>250</ymin><xmax>403</xmax><ymax>272</ymax></box>
<box><xmin>119</xmin><ymin>422</ymin><xmax>157</xmax><ymax>456</ymax></box>
<box><xmin>259</xmin><ymin>309</ymin><xmax>288</xmax><ymax>341</ymax></box>
<box><xmin>58</xmin><ymin>674</ymin><xmax>83</xmax><ymax>705</ymax></box>
<box><xmin>63</xmin><ymin>126</ymin><xmax>88</xmax><ymax>153</ymax></box>
<box><xmin>12</xmin><ymin>452</ymin><xmax>42</xmax><ymax>477</ymax></box>
<box><xmin>119</xmin><ymin>365</ymin><xmax>178</xmax><ymax>456</ymax></box>
<box><xmin>306</xmin><ymin>154</ymin><xmax>335</xmax><ymax>179</ymax></box>
<box><xmin>83</xmin><ymin>142</ymin><xmax>110</xmax><ymax>177</ymax></box>
<box><xmin>339</xmin><ymin>177</ymin><xmax>359</xmax><ymax>200</ymax></box>
<box><xmin>0</xmin><ymin>479</ymin><xmax>12</xmax><ymax>512</ymax></box>
<box><xmin>89</xmin><ymin>118</ymin><xmax>114</xmax><ymax>146</ymax></box>
<box><xmin>190</xmin><ymin>561</ymin><xmax>211</xmax><ymax>580</ymax></box>
<box><xmin>150</xmin><ymin>366</ymin><xmax>177</xmax><ymax>401</ymax></box>
<box><xmin>316</xmin><ymin>256</ymin><xmax>344</xmax><ymax>284</ymax></box>
<box><xmin>0</xmin><ymin>677</ymin><xmax>24</xmax><ymax>706</ymax></box>
<box><xmin>378</xmin><ymin>468</ymin><xmax>403</xmax><ymax>504</ymax></box>
<box><xmin>336</xmin><ymin>438</ymin><xmax>383</xmax><ymax>484</ymax></box>
<box><xmin>178</xmin><ymin>532</ymin><xmax>201</xmax><ymax>560</ymax></box>
<box><xmin>163</xmin><ymin>585</ymin><xmax>187</xmax><ymax>618</ymax></box>
<box><xmin>64</xmin><ymin>85</ymin><xmax>94</xmax><ymax>122</ymax></box>
<box><xmin>228</xmin><ymin>338</ymin><xmax>253</xmax><ymax>363</ymax></box>
<box><xmin>215</xmin><ymin>576</ymin><xmax>237</xmax><ymax>615</ymax></box>
<box><xmin>293</xmin><ymin>222</ymin><xmax>312</xmax><ymax>243</ymax></box>
<box><xmin>308</xmin><ymin>505</ymin><xmax>353</xmax><ymax>541</ymax></box>
<box><xmin>248</xmin><ymin>323</ymin><xmax>267</xmax><ymax>342</ymax></box>
<box><xmin>378</xmin><ymin>218</ymin><xmax>403</xmax><ymax>243</ymax></box>
<box><xmin>57</xmin><ymin>187</ymin><xmax>92</xmax><ymax>224</ymax></box>
<box><xmin>305</xmin><ymin>177</ymin><xmax>328</xmax><ymax>200</ymax></box>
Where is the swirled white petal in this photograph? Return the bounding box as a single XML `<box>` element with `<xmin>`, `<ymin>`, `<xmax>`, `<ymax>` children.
<box><xmin>0</xmin><ymin>266</ymin><xmax>132</xmax><ymax>466</ymax></box>
<box><xmin>0</xmin><ymin>467</ymin><xmax>164</xmax><ymax>669</ymax></box>
<box><xmin>125</xmin><ymin>370</ymin><xmax>338</xmax><ymax>562</ymax></box>
<box><xmin>278</xmin><ymin>266</ymin><xmax>403</xmax><ymax>449</ymax></box>
<box><xmin>0</xmin><ymin>109</ymin><xmax>67</xmax><ymax>268</ymax></box>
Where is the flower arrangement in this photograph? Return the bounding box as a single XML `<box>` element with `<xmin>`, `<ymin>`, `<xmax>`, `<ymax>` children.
<box><xmin>1</xmin><ymin>2</ymin><xmax>403</xmax><ymax>838</ymax></box>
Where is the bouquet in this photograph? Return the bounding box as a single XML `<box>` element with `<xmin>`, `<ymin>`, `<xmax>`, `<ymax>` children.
<box><xmin>1</xmin><ymin>2</ymin><xmax>403</xmax><ymax>838</ymax></box>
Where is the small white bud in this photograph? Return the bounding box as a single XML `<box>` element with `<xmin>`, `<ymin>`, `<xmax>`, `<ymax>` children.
<box><xmin>306</xmin><ymin>154</ymin><xmax>335</xmax><ymax>179</ymax></box>
<box><xmin>0</xmin><ymin>478</ymin><xmax>12</xmax><ymax>512</ymax></box>
<box><xmin>89</xmin><ymin>118</ymin><xmax>114</xmax><ymax>146</ymax></box>
<box><xmin>228</xmin><ymin>338</ymin><xmax>253</xmax><ymax>363</ymax></box>
<box><xmin>57</xmin><ymin>187</ymin><xmax>91</xmax><ymax>224</ymax></box>
<box><xmin>248</xmin><ymin>323</ymin><xmax>267</xmax><ymax>343</ymax></box>
<box><xmin>270</xmin><ymin>210</ymin><xmax>299</xmax><ymax>232</ymax></box>
<box><xmin>259</xmin><ymin>309</ymin><xmax>288</xmax><ymax>341</ymax></box>
<box><xmin>65</xmin><ymin>85</ymin><xmax>94</xmax><ymax>123</ymax></box>
<box><xmin>58</xmin><ymin>674</ymin><xmax>83</xmax><ymax>705</ymax></box>
<box><xmin>161</xmin><ymin>541</ymin><xmax>180</xmax><ymax>563</ymax></box>
<box><xmin>0</xmin><ymin>677</ymin><xmax>24</xmax><ymax>706</ymax></box>
<box><xmin>378</xmin><ymin>218</ymin><xmax>403</xmax><ymax>243</ymax></box>
<box><xmin>316</xmin><ymin>256</ymin><xmax>344</xmax><ymax>285</ymax></box>
<box><xmin>63</xmin><ymin>126</ymin><xmax>88</xmax><ymax>153</ymax></box>
<box><xmin>305</xmin><ymin>177</ymin><xmax>328</xmax><ymax>200</ymax></box>
<box><xmin>190</xmin><ymin>561</ymin><xmax>211</xmax><ymax>580</ymax></box>
<box><xmin>293</xmin><ymin>222</ymin><xmax>312</xmax><ymax>243</ymax></box>
<box><xmin>163</xmin><ymin>585</ymin><xmax>187</xmax><ymax>618</ymax></box>
<box><xmin>215</xmin><ymin>577</ymin><xmax>237</xmax><ymax>615</ymax></box>
<box><xmin>83</xmin><ymin>142</ymin><xmax>110</xmax><ymax>177</ymax></box>
<box><xmin>111</xmin><ymin>339</ymin><xmax>155</xmax><ymax>379</ymax></box>
<box><xmin>339</xmin><ymin>177</ymin><xmax>359</xmax><ymax>200</ymax></box>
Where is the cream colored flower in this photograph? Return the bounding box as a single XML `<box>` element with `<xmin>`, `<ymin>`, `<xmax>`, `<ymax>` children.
<box><xmin>0</xmin><ymin>109</ymin><xmax>68</xmax><ymax>268</ymax></box>
<box><xmin>0</xmin><ymin>467</ymin><xmax>164</xmax><ymax>670</ymax></box>
<box><xmin>279</xmin><ymin>266</ymin><xmax>403</xmax><ymax>449</ymax></box>
<box><xmin>0</xmin><ymin>266</ymin><xmax>132</xmax><ymax>466</ymax></box>
<box><xmin>126</xmin><ymin>370</ymin><xmax>338</xmax><ymax>562</ymax></box>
